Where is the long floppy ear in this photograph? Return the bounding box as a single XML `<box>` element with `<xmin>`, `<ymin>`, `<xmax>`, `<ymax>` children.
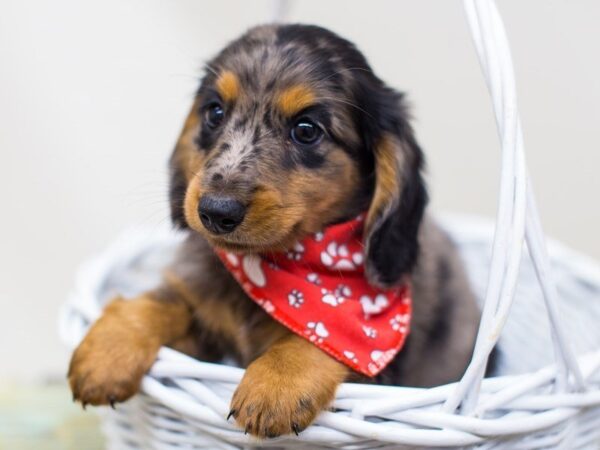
<box><xmin>361</xmin><ymin>87</ymin><xmax>428</xmax><ymax>288</ymax></box>
<box><xmin>168</xmin><ymin>100</ymin><xmax>201</xmax><ymax>230</ymax></box>
<box><xmin>168</xmin><ymin>150</ymin><xmax>189</xmax><ymax>229</ymax></box>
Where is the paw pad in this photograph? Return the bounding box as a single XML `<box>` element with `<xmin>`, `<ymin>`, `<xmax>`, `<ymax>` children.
<box><xmin>362</xmin><ymin>325</ymin><xmax>378</xmax><ymax>339</ymax></box>
<box><xmin>390</xmin><ymin>313</ymin><xmax>410</xmax><ymax>333</ymax></box>
<box><xmin>286</xmin><ymin>242</ymin><xmax>305</xmax><ymax>261</ymax></box>
<box><xmin>306</xmin><ymin>272</ymin><xmax>321</xmax><ymax>284</ymax></box>
<box><xmin>287</xmin><ymin>289</ymin><xmax>304</xmax><ymax>308</ymax></box>
<box><xmin>320</xmin><ymin>241</ymin><xmax>364</xmax><ymax>271</ymax></box>
<box><xmin>305</xmin><ymin>321</ymin><xmax>329</xmax><ymax>343</ymax></box>
<box><xmin>320</xmin><ymin>284</ymin><xmax>351</xmax><ymax>307</ymax></box>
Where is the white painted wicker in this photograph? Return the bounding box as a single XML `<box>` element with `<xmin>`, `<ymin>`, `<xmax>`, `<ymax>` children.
<box><xmin>59</xmin><ymin>1</ymin><xmax>600</xmax><ymax>448</ymax></box>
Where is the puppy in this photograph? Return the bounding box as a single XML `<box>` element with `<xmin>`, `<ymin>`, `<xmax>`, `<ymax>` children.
<box><xmin>68</xmin><ymin>24</ymin><xmax>481</xmax><ymax>438</ymax></box>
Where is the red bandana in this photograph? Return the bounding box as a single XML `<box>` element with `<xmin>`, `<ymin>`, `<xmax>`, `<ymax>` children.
<box><xmin>215</xmin><ymin>215</ymin><xmax>411</xmax><ymax>376</ymax></box>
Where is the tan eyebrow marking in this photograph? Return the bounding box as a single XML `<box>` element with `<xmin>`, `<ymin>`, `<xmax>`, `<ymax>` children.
<box><xmin>277</xmin><ymin>84</ymin><xmax>316</xmax><ymax>117</ymax></box>
<box><xmin>215</xmin><ymin>70</ymin><xmax>240</xmax><ymax>102</ymax></box>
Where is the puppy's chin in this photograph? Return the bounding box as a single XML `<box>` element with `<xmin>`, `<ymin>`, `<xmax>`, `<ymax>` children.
<box><xmin>196</xmin><ymin>223</ymin><xmax>303</xmax><ymax>255</ymax></box>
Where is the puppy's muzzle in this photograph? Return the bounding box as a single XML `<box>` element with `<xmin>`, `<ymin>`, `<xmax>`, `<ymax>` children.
<box><xmin>199</xmin><ymin>195</ymin><xmax>246</xmax><ymax>235</ymax></box>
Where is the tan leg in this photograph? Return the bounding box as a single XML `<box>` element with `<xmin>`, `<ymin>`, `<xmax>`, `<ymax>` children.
<box><xmin>68</xmin><ymin>295</ymin><xmax>191</xmax><ymax>407</ymax></box>
<box><xmin>230</xmin><ymin>333</ymin><xmax>349</xmax><ymax>438</ymax></box>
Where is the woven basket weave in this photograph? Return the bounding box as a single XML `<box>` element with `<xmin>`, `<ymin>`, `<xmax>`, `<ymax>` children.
<box><xmin>59</xmin><ymin>1</ymin><xmax>600</xmax><ymax>448</ymax></box>
<box><xmin>59</xmin><ymin>217</ymin><xmax>600</xmax><ymax>449</ymax></box>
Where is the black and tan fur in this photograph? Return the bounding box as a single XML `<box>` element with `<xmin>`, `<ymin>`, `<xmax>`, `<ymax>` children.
<box><xmin>69</xmin><ymin>24</ymin><xmax>481</xmax><ymax>438</ymax></box>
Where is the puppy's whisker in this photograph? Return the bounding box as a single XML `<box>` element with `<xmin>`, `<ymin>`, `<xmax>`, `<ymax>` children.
<box><xmin>202</xmin><ymin>62</ymin><xmax>220</xmax><ymax>77</ymax></box>
<box><xmin>320</xmin><ymin>66</ymin><xmax>373</xmax><ymax>82</ymax></box>
<box><xmin>313</xmin><ymin>96</ymin><xmax>374</xmax><ymax>119</ymax></box>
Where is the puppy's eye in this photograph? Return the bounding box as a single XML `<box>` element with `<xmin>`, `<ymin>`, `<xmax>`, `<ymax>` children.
<box><xmin>205</xmin><ymin>103</ymin><xmax>225</xmax><ymax>129</ymax></box>
<box><xmin>291</xmin><ymin>119</ymin><xmax>323</xmax><ymax>146</ymax></box>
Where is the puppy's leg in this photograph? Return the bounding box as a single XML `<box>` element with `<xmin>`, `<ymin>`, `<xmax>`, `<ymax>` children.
<box><xmin>68</xmin><ymin>292</ymin><xmax>192</xmax><ymax>408</ymax></box>
<box><xmin>230</xmin><ymin>333</ymin><xmax>348</xmax><ymax>438</ymax></box>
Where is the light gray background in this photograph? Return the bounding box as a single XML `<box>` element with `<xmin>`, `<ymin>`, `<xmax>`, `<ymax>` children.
<box><xmin>1</xmin><ymin>0</ymin><xmax>598</xmax><ymax>381</ymax></box>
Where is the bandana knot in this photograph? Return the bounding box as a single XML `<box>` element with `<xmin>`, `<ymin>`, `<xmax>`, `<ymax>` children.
<box><xmin>215</xmin><ymin>215</ymin><xmax>411</xmax><ymax>376</ymax></box>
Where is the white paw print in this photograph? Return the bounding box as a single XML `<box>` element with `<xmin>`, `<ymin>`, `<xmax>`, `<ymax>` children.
<box><xmin>370</xmin><ymin>349</ymin><xmax>395</xmax><ymax>363</ymax></box>
<box><xmin>370</xmin><ymin>350</ymin><xmax>384</xmax><ymax>362</ymax></box>
<box><xmin>257</xmin><ymin>299</ymin><xmax>275</xmax><ymax>314</ymax></box>
<box><xmin>362</xmin><ymin>325</ymin><xmax>378</xmax><ymax>339</ymax></box>
<box><xmin>368</xmin><ymin>349</ymin><xmax>397</xmax><ymax>375</ymax></box>
<box><xmin>287</xmin><ymin>289</ymin><xmax>304</xmax><ymax>308</ymax></box>
<box><xmin>286</xmin><ymin>242</ymin><xmax>305</xmax><ymax>261</ymax></box>
<box><xmin>320</xmin><ymin>241</ymin><xmax>364</xmax><ymax>271</ymax></box>
<box><xmin>267</xmin><ymin>261</ymin><xmax>280</xmax><ymax>270</ymax></box>
<box><xmin>306</xmin><ymin>321</ymin><xmax>329</xmax><ymax>343</ymax></box>
<box><xmin>343</xmin><ymin>350</ymin><xmax>359</xmax><ymax>364</ymax></box>
<box><xmin>360</xmin><ymin>294</ymin><xmax>389</xmax><ymax>316</ymax></box>
<box><xmin>307</xmin><ymin>272</ymin><xmax>321</xmax><ymax>285</ymax></box>
<box><xmin>321</xmin><ymin>284</ymin><xmax>352</xmax><ymax>307</ymax></box>
<box><xmin>321</xmin><ymin>288</ymin><xmax>345</xmax><ymax>307</ymax></box>
<box><xmin>390</xmin><ymin>313</ymin><xmax>410</xmax><ymax>333</ymax></box>
<box><xmin>335</xmin><ymin>284</ymin><xmax>352</xmax><ymax>298</ymax></box>
<box><xmin>314</xmin><ymin>231</ymin><xmax>324</xmax><ymax>242</ymax></box>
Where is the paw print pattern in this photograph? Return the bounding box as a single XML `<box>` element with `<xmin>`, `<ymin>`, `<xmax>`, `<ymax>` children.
<box><xmin>267</xmin><ymin>261</ymin><xmax>281</xmax><ymax>271</ymax></box>
<box><xmin>257</xmin><ymin>299</ymin><xmax>275</xmax><ymax>314</ymax></box>
<box><xmin>305</xmin><ymin>321</ymin><xmax>329</xmax><ymax>343</ymax></box>
<box><xmin>370</xmin><ymin>350</ymin><xmax>384</xmax><ymax>362</ymax></box>
<box><xmin>367</xmin><ymin>349</ymin><xmax>397</xmax><ymax>375</ymax></box>
<box><xmin>320</xmin><ymin>241</ymin><xmax>364</xmax><ymax>271</ymax></box>
<box><xmin>362</xmin><ymin>325</ymin><xmax>378</xmax><ymax>339</ymax></box>
<box><xmin>321</xmin><ymin>284</ymin><xmax>352</xmax><ymax>307</ymax></box>
<box><xmin>335</xmin><ymin>284</ymin><xmax>352</xmax><ymax>298</ymax></box>
<box><xmin>286</xmin><ymin>242</ymin><xmax>305</xmax><ymax>261</ymax></box>
<box><xmin>287</xmin><ymin>289</ymin><xmax>304</xmax><ymax>308</ymax></box>
<box><xmin>390</xmin><ymin>313</ymin><xmax>410</xmax><ymax>333</ymax></box>
<box><xmin>213</xmin><ymin>213</ymin><xmax>411</xmax><ymax>378</ymax></box>
<box><xmin>343</xmin><ymin>350</ymin><xmax>359</xmax><ymax>364</ymax></box>
<box><xmin>306</xmin><ymin>273</ymin><xmax>321</xmax><ymax>285</ymax></box>
<box><xmin>321</xmin><ymin>288</ymin><xmax>345</xmax><ymax>307</ymax></box>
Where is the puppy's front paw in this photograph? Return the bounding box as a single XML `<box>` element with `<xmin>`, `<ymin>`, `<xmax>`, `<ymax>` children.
<box><xmin>229</xmin><ymin>350</ymin><xmax>341</xmax><ymax>439</ymax></box>
<box><xmin>68</xmin><ymin>303</ymin><xmax>160</xmax><ymax>408</ymax></box>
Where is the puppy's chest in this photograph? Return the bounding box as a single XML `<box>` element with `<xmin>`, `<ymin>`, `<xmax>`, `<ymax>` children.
<box><xmin>191</xmin><ymin>291</ymin><xmax>287</xmax><ymax>365</ymax></box>
<box><xmin>181</xmin><ymin>237</ymin><xmax>324</xmax><ymax>363</ymax></box>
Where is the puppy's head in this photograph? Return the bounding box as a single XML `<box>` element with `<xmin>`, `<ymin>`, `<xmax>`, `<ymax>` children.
<box><xmin>169</xmin><ymin>24</ymin><xmax>427</xmax><ymax>287</ymax></box>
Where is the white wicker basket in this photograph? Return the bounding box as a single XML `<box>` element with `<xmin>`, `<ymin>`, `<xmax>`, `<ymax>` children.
<box><xmin>59</xmin><ymin>1</ymin><xmax>600</xmax><ymax>449</ymax></box>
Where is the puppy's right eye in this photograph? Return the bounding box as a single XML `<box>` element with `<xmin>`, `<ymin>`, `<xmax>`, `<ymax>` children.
<box><xmin>291</xmin><ymin>119</ymin><xmax>323</xmax><ymax>146</ymax></box>
<box><xmin>205</xmin><ymin>103</ymin><xmax>225</xmax><ymax>129</ymax></box>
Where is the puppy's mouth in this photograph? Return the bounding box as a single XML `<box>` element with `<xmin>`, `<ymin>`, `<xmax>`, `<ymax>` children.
<box><xmin>208</xmin><ymin>236</ymin><xmax>282</xmax><ymax>254</ymax></box>
<box><xmin>206</xmin><ymin>221</ymin><xmax>303</xmax><ymax>254</ymax></box>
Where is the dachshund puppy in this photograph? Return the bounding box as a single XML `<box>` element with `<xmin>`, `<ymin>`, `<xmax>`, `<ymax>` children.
<box><xmin>68</xmin><ymin>24</ymin><xmax>481</xmax><ymax>438</ymax></box>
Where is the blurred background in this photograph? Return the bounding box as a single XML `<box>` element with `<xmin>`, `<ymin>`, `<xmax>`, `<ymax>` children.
<box><xmin>0</xmin><ymin>0</ymin><xmax>598</xmax><ymax>445</ymax></box>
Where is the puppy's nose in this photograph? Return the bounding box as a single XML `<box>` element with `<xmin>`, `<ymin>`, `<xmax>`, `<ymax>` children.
<box><xmin>198</xmin><ymin>195</ymin><xmax>246</xmax><ymax>235</ymax></box>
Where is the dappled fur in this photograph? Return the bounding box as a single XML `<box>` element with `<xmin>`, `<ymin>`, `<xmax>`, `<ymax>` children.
<box><xmin>69</xmin><ymin>24</ymin><xmax>481</xmax><ymax>438</ymax></box>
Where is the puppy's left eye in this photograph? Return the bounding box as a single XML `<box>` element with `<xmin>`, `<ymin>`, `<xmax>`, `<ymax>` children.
<box><xmin>291</xmin><ymin>119</ymin><xmax>323</xmax><ymax>146</ymax></box>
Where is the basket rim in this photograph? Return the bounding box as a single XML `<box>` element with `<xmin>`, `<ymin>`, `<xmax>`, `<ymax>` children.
<box><xmin>60</xmin><ymin>213</ymin><xmax>600</xmax><ymax>388</ymax></box>
<box><xmin>58</xmin><ymin>216</ymin><xmax>600</xmax><ymax>446</ymax></box>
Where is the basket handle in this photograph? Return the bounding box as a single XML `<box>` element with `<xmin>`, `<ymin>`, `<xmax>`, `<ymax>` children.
<box><xmin>443</xmin><ymin>0</ymin><xmax>585</xmax><ymax>415</ymax></box>
<box><xmin>268</xmin><ymin>0</ymin><xmax>587</xmax><ymax>415</ymax></box>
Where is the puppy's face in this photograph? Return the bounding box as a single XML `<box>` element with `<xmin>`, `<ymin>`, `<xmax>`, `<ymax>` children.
<box><xmin>170</xmin><ymin>25</ymin><xmax>428</xmax><ymax>287</ymax></box>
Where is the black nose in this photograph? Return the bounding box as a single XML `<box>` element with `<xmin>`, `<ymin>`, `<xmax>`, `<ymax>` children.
<box><xmin>198</xmin><ymin>195</ymin><xmax>246</xmax><ymax>235</ymax></box>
